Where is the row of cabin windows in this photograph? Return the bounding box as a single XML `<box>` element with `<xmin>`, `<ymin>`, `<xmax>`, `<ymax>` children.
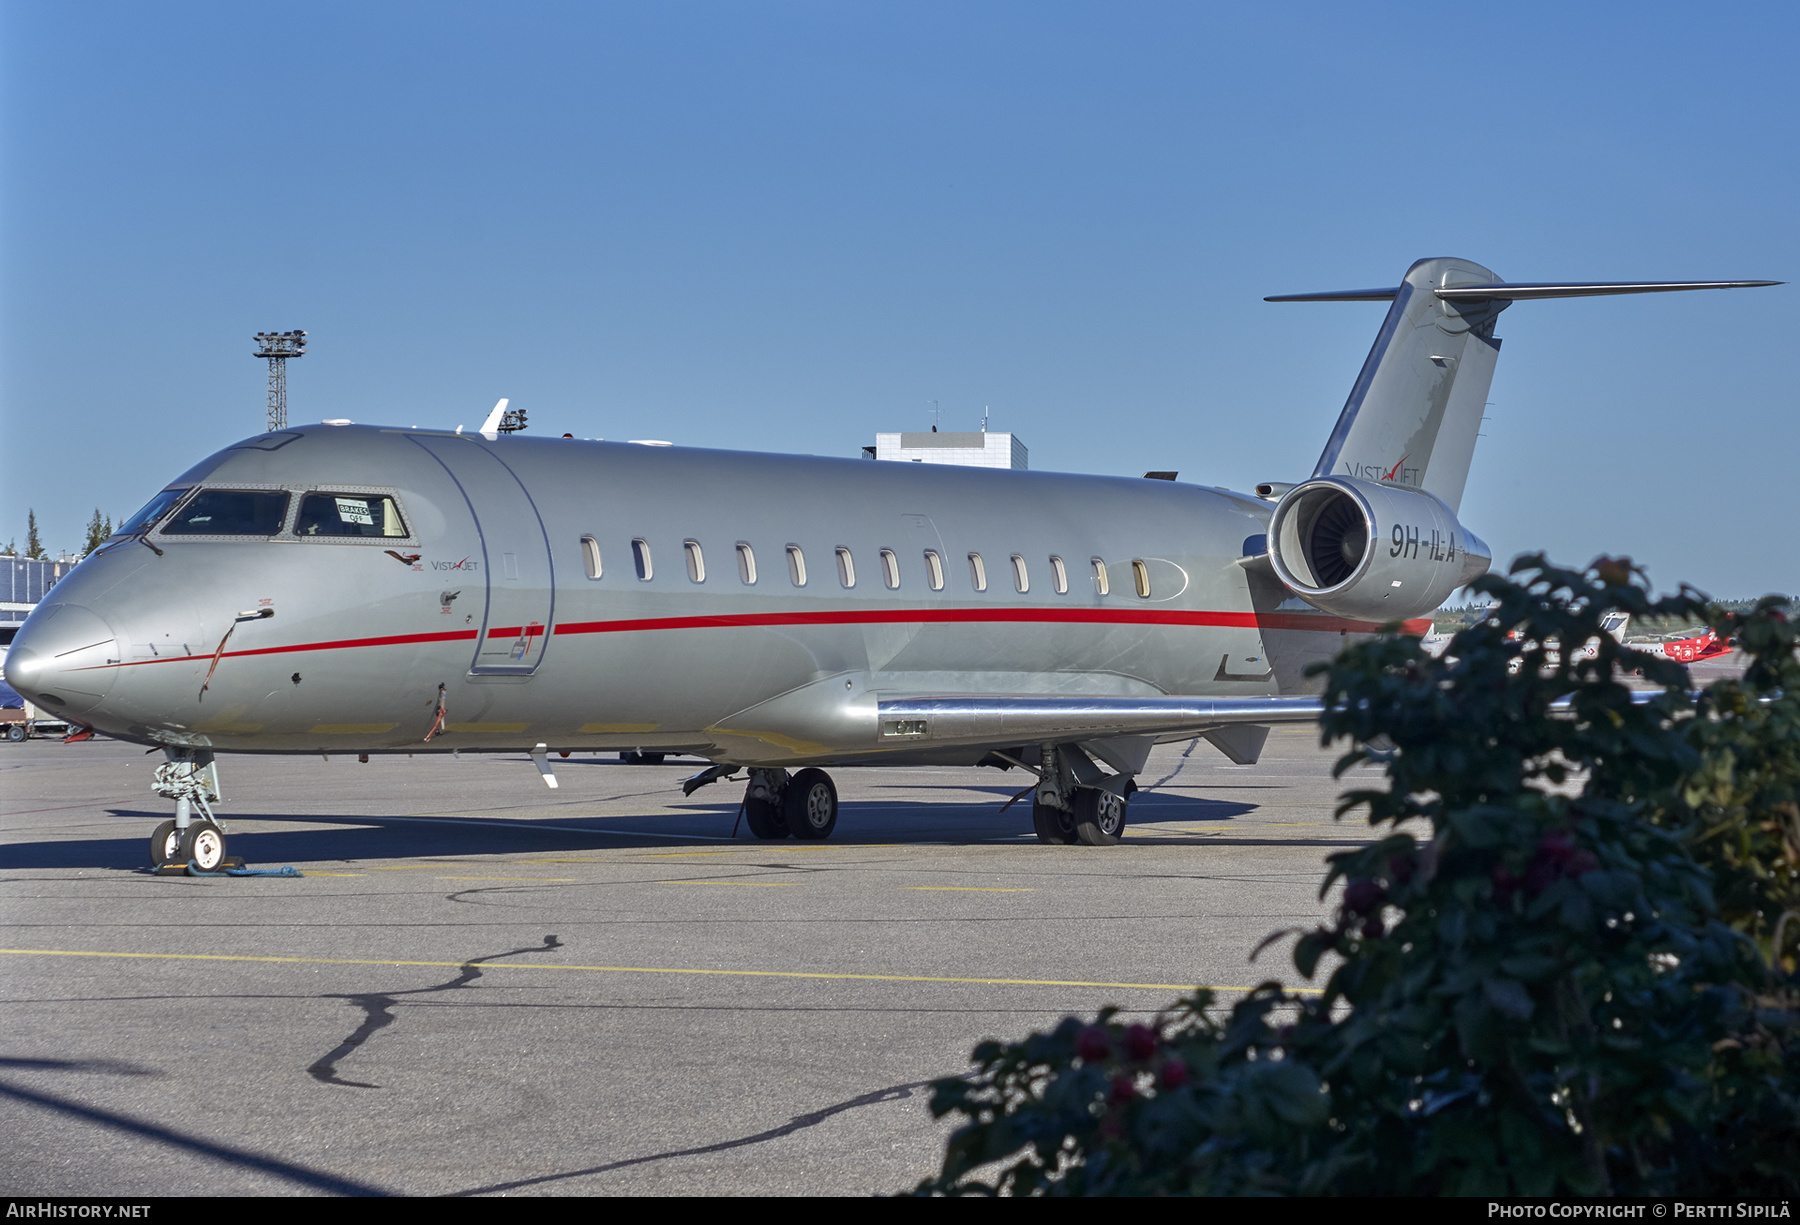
<box><xmin>578</xmin><ymin>538</ymin><xmax>1155</xmax><ymax>598</ymax></box>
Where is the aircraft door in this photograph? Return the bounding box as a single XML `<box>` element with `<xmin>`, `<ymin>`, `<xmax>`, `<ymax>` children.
<box><xmin>408</xmin><ymin>435</ymin><xmax>555</xmax><ymax>675</ymax></box>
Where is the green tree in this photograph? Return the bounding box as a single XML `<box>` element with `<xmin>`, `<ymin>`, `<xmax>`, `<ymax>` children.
<box><xmin>915</xmin><ymin>558</ymin><xmax>1799</xmax><ymax>1197</ymax></box>
<box><xmin>24</xmin><ymin>509</ymin><xmax>43</xmax><ymax>560</ymax></box>
<box><xmin>81</xmin><ymin>509</ymin><xmax>113</xmax><ymax>556</ymax></box>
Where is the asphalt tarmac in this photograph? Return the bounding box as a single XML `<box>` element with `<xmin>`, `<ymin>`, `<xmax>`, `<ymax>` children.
<box><xmin>0</xmin><ymin>727</ymin><xmax>1504</xmax><ymax>1195</ymax></box>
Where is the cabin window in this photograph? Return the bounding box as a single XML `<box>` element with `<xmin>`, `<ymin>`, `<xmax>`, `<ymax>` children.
<box><xmin>1010</xmin><ymin>554</ymin><xmax>1029</xmax><ymax>594</ymax></box>
<box><xmin>632</xmin><ymin>538</ymin><xmax>653</xmax><ymax>581</ymax></box>
<box><xmin>880</xmin><ymin>548</ymin><xmax>900</xmax><ymax>589</ymax></box>
<box><xmin>786</xmin><ymin>544</ymin><xmax>807</xmax><ymax>587</ymax></box>
<box><xmin>923</xmin><ymin>550</ymin><xmax>945</xmax><ymax>591</ymax></box>
<box><xmin>835</xmin><ymin>547</ymin><xmax>856</xmax><ymax>588</ymax></box>
<box><xmin>163</xmin><ymin>489</ymin><xmax>291</xmax><ymax>536</ymax></box>
<box><xmin>295</xmin><ymin>493</ymin><xmax>406</xmax><ymax>538</ymax></box>
<box><xmin>968</xmin><ymin>552</ymin><xmax>987</xmax><ymax>592</ymax></box>
<box><xmin>1132</xmin><ymin>559</ymin><xmax>1151</xmax><ymax>598</ymax></box>
<box><xmin>736</xmin><ymin>542</ymin><xmax>757</xmax><ymax>584</ymax></box>
<box><xmin>581</xmin><ymin>536</ymin><xmax>602</xmax><ymax>580</ymax></box>
<box><xmin>684</xmin><ymin>539</ymin><xmax>705</xmax><ymax>583</ymax></box>
<box><xmin>1092</xmin><ymin>557</ymin><xmax>1110</xmax><ymax>596</ymax></box>
<box><xmin>1050</xmin><ymin>555</ymin><xmax>1068</xmax><ymax>594</ymax></box>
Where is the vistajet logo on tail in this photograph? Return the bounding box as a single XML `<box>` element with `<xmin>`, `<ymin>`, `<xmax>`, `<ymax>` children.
<box><xmin>1342</xmin><ymin>455</ymin><xmax>1419</xmax><ymax>486</ymax></box>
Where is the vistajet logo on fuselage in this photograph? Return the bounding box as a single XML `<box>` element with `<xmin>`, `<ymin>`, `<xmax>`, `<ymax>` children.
<box><xmin>431</xmin><ymin>557</ymin><xmax>480</xmax><ymax>572</ymax></box>
<box><xmin>1341</xmin><ymin>456</ymin><xmax>1419</xmax><ymax>486</ymax></box>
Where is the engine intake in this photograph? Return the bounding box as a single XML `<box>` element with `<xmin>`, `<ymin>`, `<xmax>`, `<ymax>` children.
<box><xmin>1267</xmin><ymin>477</ymin><xmax>1490</xmax><ymax>621</ymax></box>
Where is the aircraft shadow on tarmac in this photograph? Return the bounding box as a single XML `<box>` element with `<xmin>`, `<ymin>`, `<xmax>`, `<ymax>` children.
<box><xmin>0</xmin><ymin>793</ymin><xmax>1365</xmax><ymax>872</ymax></box>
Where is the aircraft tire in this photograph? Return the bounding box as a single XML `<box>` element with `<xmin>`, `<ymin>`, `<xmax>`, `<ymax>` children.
<box><xmin>150</xmin><ymin>820</ymin><xmax>182</xmax><ymax>867</ymax></box>
<box><xmin>620</xmin><ymin>751</ymin><xmax>666</xmax><ymax>765</ymax></box>
<box><xmin>743</xmin><ymin>797</ymin><xmax>788</xmax><ymax>840</ymax></box>
<box><xmin>1073</xmin><ymin>788</ymin><xmax>1127</xmax><ymax>847</ymax></box>
<box><xmin>783</xmin><ymin>768</ymin><xmax>838</xmax><ymax>840</ymax></box>
<box><xmin>179</xmin><ymin>821</ymin><xmax>228</xmax><ymax>872</ymax></box>
<box><xmin>1030</xmin><ymin>798</ymin><xmax>1078</xmax><ymax>845</ymax></box>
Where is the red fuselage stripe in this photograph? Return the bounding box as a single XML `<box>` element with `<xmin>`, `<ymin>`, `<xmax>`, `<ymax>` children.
<box><xmin>545</xmin><ymin>607</ymin><xmax>1424</xmax><ymax>636</ymax></box>
<box><xmin>84</xmin><ymin>607</ymin><xmax>1428</xmax><ymax>670</ymax></box>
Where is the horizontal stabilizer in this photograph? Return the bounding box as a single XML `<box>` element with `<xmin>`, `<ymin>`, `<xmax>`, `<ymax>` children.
<box><xmin>1265</xmin><ymin>287</ymin><xmax>1403</xmax><ymax>302</ymax></box>
<box><xmin>1269</xmin><ymin>279</ymin><xmax>1779</xmax><ymax>303</ymax></box>
<box><xmin>1435</xmin><ymin>279</ymin><xmax>1780</xmax><ymax>301</ymax></box>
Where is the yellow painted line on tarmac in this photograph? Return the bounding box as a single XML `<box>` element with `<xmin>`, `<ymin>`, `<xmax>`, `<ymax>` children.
<box><xmin>0</xmin><ymin>948</ymin><xmax>1320</xmax><ymax>994</ymax></box>
<box><xmin>659</xmin><ymin>880</ymin><xmax>797</xmax><ymax>888</ymax></box>
<box><xmin>436</xmin><ymin>876</ymin><xmax>578</xmax><ymax>882</ymax></box>
<box><xmin>905</xmin><ymin>886</ymin><xmax>1034</xmax><ymax>892</ymax></box>
<box><xmin>303</xmin><ymin>872</ymin><xmax>364</xmax><ymax>878</ymax></box>
<box><xmin>636</xmin><ymin>850</ymin><xmax>742</xmax><ymax>858</ymax></box>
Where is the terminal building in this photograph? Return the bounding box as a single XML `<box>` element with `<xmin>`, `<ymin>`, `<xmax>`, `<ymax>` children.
<box><xmin>865</xmin><ymin>430</ymin><xmax>1028</xmax><ymax>470</ymax></box>
<box><xmin>2</xmin><ymin>557</ymin><xmax>72</xmax><ymax>646</ymax></box>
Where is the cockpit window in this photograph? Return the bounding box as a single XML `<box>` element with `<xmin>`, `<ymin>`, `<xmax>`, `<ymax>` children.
<box><xmin>117</xmin><ymin>488</ymin><xmax>190</xmax><ymax>537</ymax></box>
<box><xmin>161</xmin><ymin>489</ymin><xmax>291</xmax><ymax>536</ymax></box>
<box><xmin>296</xmin><ymin>493</ymin><xmax>408</xmax><ymax>538</ymax></box>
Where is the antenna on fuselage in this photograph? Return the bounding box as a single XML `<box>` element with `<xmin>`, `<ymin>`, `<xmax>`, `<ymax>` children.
<box><xmin>477</xmin><ymin>398</ymin><xmax>527</xmax><ymax>439</ymax></box>
<box><xmin>479</xmin><ymin>398</ymin><xmax>509</xmax><ymax>440</ymax></box>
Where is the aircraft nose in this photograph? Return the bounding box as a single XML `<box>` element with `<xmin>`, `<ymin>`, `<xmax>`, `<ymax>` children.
<box><xmin>3</xmin><ymin>603</ymin><xmax>121</xmax><ymax>716</ymax></box>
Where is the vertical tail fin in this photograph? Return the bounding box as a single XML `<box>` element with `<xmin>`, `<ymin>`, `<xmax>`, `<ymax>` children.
<box><xmin>1268</xmin><ymin>260</ymin><xmax>1778</xmax><ymax>515</ymax></box>
<box><xmin>1284</xmin><ymin>257</ymin><xmax>1504</xmax><ymax>515</ymax></box>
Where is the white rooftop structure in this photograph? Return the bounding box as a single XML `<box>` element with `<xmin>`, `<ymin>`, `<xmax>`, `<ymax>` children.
<box><xmin>870</xmin><ymin>431</ymin><xmax>1027</xmax><ymax>470</ymax></box>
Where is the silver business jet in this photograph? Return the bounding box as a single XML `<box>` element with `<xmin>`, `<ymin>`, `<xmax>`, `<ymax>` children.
<box><xmin>3</xmin><ymin>258</ymin><xmax>1776</xmax><ymax>869</ymax></box>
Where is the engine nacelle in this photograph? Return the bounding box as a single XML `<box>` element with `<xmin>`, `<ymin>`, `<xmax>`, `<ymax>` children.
<box><xmin>1267</xmin><ymin>477</ymin><xmax>1491</xmax><ymax>622</ymax></box>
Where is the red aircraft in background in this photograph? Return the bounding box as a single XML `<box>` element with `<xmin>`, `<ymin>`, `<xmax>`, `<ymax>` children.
<box><xmin>1652</xmin><ymin>628</ymin><xmax>1735</xmax><ymax>664</ymax></box>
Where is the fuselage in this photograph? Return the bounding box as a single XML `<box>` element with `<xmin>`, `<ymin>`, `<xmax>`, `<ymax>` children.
<box><xmin>4</xmin><ymin>424</ymin><xmax>1414</xmax><ymax>765</ymax></box>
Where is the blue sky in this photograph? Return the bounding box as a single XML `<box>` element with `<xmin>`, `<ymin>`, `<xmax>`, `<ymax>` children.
<box><xmin>3</xmin><ymin>2</ymin><xmax>1794</xmax><ymax>597</ymax></box>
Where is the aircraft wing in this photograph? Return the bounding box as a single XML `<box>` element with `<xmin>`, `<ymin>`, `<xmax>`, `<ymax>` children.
<box><xmin>874</xmin><ymin>694</ymin><xmax>1323</xmax><ymax>751</ymax></box>
<box><xmin>873</xmin><ymin>685</ymin><xmax>1663</xmax><ymax>755</ymax></box>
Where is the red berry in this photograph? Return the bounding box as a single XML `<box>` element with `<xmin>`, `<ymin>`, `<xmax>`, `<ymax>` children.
<box><xmin>1537</xmin><ymin>830</ymin><xmax>1574</xmax><ymax>863</ymax></box>
<box><xmin>1361</xmin><ymin>916</ymin><xmax>1385</xmax><ymax>940</ymax></box>
<box><xmin>1159</xmin><ymin>1058</ymin><xmax>1189</xmax><ymax>1090</ymax></box>
<box><xmin>1124</xmin><ymin>1024</ymin><xmax>1158</xmax><ymax>1062</ymax></box>
<box><xmin>1344</xmin><ymin>878</ymin><xmax>1386</xmax><ymax>914</ymax></box>
<box><xmin>1076</xmin><ymin>1025</ymin><xmax>1112</xmax><ymax>1063</ymax></box>
<box><xmin>1491</xmin><ymin>865</ymin><xmax>1518</xmax><ymax>900</ymax></box>
<box><xmin>1109</xmin><ymin>1073</ymin><xmax>1137</xmax><ymax>1104</ymax></box>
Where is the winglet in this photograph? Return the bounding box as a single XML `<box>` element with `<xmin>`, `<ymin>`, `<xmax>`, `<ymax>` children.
<box><xmin>479</xmin><ymin>398</ymin><xmax>509</xmax><ymax>440</ymax></box>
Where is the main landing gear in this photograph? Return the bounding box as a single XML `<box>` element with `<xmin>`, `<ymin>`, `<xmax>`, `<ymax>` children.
<box><xmin>149</xmin><ymin>748</ymin><xmax>235</xmax><ymax>872</ymax></box>
<box><xmin>741</xmin><ymin>767</ymin><xmax>840</xmax><ymax>841</ymax></box>
<box><xmin>1029</xmin><ymin>743</ymin><xmax>1135</xmax><ymax>846</ymax></box>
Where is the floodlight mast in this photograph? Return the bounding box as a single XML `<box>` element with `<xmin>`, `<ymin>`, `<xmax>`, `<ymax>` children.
<box><xmin>252</xmin><ymin>330</ymin><xmax>306</xmax><ymax>431</ymax></box>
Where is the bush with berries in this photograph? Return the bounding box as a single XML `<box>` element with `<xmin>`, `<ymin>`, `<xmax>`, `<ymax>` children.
<box><xmin>913</xmin><ymin>558</ymin><xmax>1800</xmax><ymax>1196</ymax></box>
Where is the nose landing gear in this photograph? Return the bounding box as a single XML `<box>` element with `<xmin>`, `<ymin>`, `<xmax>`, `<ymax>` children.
<box><xmin>149</xmin><ymin>749</ymin><xmax>239</xmax><ymax>873</ymax></box>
